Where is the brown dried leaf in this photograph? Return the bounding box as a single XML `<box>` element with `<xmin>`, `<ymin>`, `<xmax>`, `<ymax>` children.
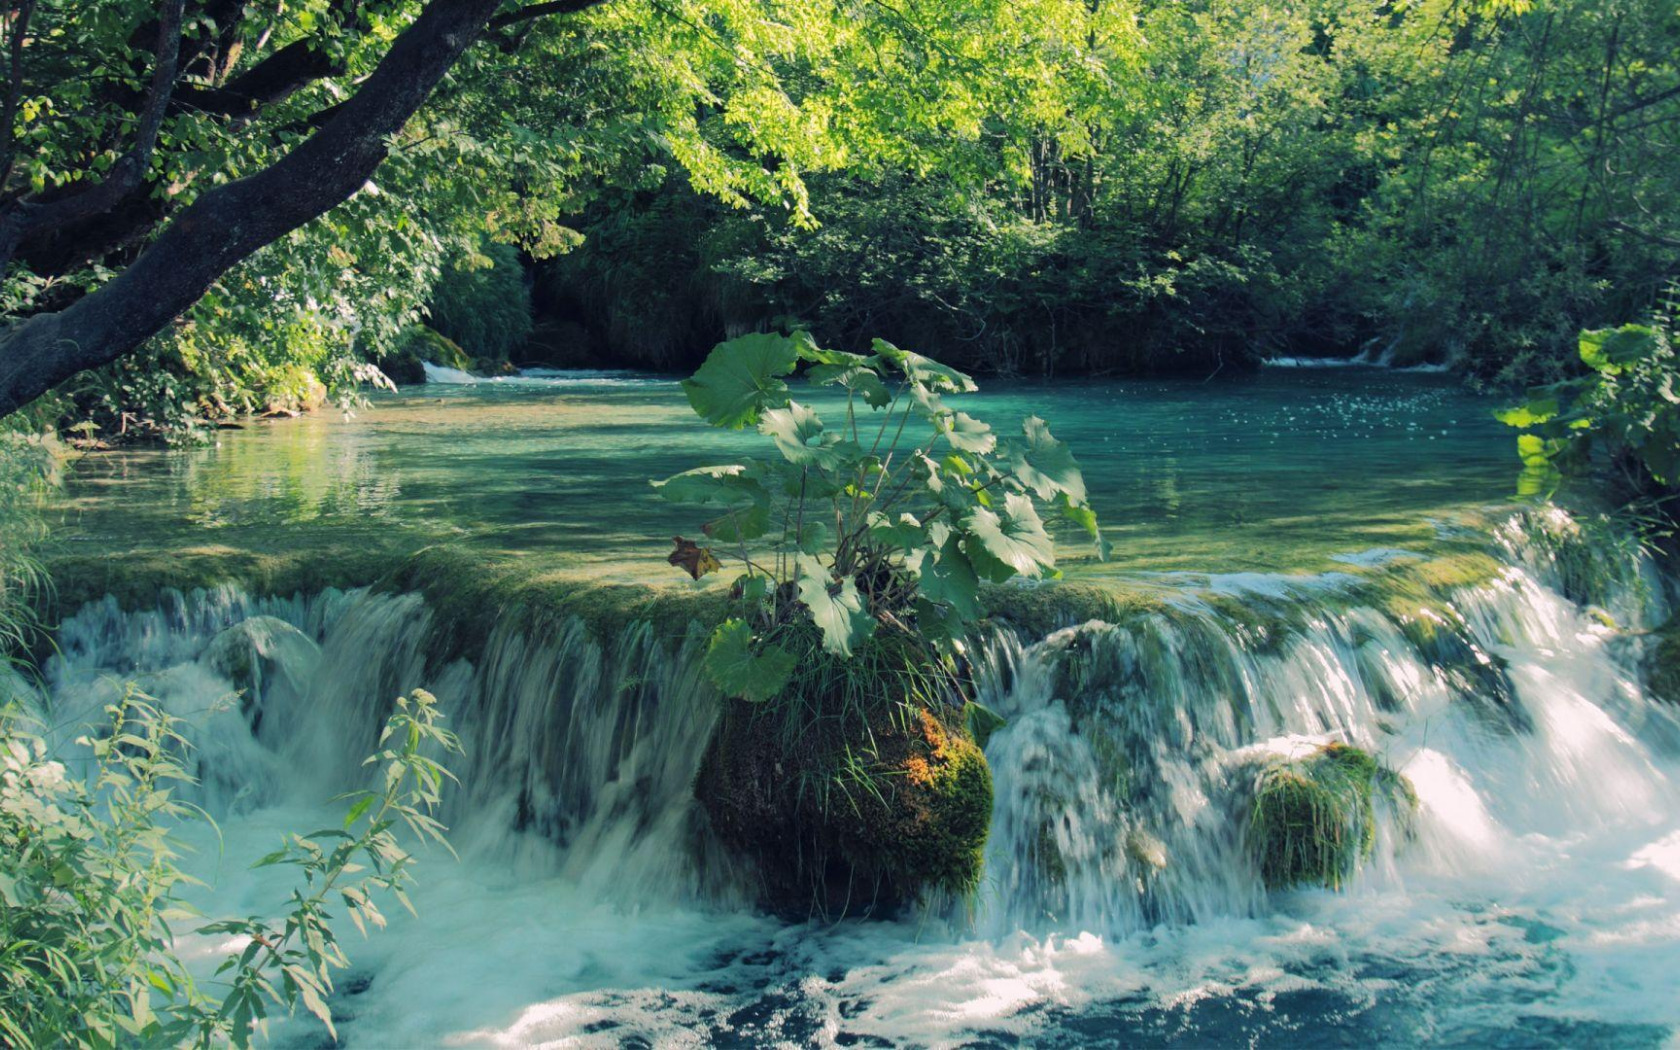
<box><xmin>668</xmin><ymin>536</ymin><xmax>722</xmax><ymax>580</ymax></box>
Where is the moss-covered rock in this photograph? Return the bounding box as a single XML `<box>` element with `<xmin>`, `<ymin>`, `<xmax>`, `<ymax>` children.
<box><xmin>1645</xmin><ymin>616</ymin><xmax>1680</xmax><ymax>703</ymax></box>
<box><xmin>1248</xmin><ymin>742</ymin><xmax>1415</xmax><ymax>891</ymax></box>
<box><xmin>694</xmin><ymin>627</ymin><xmax>992</xmax><ymax>916</ymax></box>
<box><xmin>380</xmin><ymin>325</ymin><xmax>476</xmax><ymax>385</ymax></box>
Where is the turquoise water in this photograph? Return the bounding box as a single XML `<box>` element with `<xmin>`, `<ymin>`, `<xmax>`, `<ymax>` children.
<box><xmin>55</xmin><ymin>366</ymin><xmax>1516</xmax><ymax>580</ymax></box>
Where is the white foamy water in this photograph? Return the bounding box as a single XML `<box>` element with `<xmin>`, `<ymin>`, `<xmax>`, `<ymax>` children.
<box><xmin>24</xmin><ymin>510</ymin><xmax>1680</xmax><ymax>1046</ymax></box>
<box><xmin>421</xmin><ymin>362</ymin><xmax>669</xmax><ymax>389</ymax></box>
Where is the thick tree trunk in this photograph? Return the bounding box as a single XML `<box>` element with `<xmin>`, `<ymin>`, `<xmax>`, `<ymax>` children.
<box><xmin>0</xmin><ymin>0</ymin><xmax>531</xmax><ymax>416</ymax></box>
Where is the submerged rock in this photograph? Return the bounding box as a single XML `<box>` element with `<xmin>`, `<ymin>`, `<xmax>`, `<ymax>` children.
<box><xmin>1246</xmin><ymin>742</ymin><xmax>1414</xmax><ymax>891</ymax></box>
<box><xmin>695</xmin><ymin>643</ymin><xmax>992</xmax><ymax>917</ymax></box>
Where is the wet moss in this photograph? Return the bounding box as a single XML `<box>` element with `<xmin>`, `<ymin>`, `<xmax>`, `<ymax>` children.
<box><xmin>381</xmin><ymin>546</ymin><xmax>730</xmax><ymax>667</ymax></box>
<box><xmin>1248</xmin><ymin>742</ymin><xmax>1415</xmax><ymax>891</ymax></box>
<box><xmin>694</xmin><ymin>627</ymin><xmax>992</xmax><ymax>916</ymax></box>
<box><xmin>979</xmin><ymin>581</ymin><xmax>1168</xmax><ymax>638</ymax></box>
<box><xmin>40</xmin><ymin>541</ymin><xmax>407</xmax><ymax>618</ymax></box>
<box><xmin>381</xmin><ymin>325</ymin><xmax>475</xmax><ymax>384</ymax></box>
<box><xmin>1645</xmin><ymin>617</ymin><xmax>1680</xmax><ymax>703</ymax></box>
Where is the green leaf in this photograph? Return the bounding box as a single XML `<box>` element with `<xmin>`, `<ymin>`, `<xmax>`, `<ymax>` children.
<box><xmin>1494</xmin><ymin>397</ymin><xmax>1559</xmax><ymax>428</ymax></box>
<box><xmin>807</xmin><ymin>361</ymin><xmax>893</xmax><ymax>409</ymax></box>
<box><xmin>651</xmin><ymin>465</ymin><xmax>772</xmax><ymax>542</ymax></box>
<box><xmin>940</xmin><ymin>410</ymin><xmax>996</xmax><ymax>454</ymax></box>
<box><xmin>870</xmin><ymin>338</ymin><xmax>977</xmax><ymax>393</ymax></box>
<box><xmin>796</xmin><ymin>555</ymin><xmax>874</xmax><ymax>657</ymax></box>
<box><xmin>758</xmin><ymin>402</ymin><xmax>854</xmax><ymax>470</ymax></box>
<box><xmin>869</xmin><ymin>511</ymin><xmax>926</xmax><ymax>552</ymax></box>
<box><xmin>962</xmin><ymin>493</ymin><xmax>1056</xmax><ymax>581</ymax></box>
<box><xmin>797</xmin><ymin>520</ymin><xmax>831</xmax><ymax>554</ymax></box>
<box><xmin>1579</xmin><ymin>325</ymin><xmax>1659</xmax><ymax>375</ymax></box>
<box><xmin>681</xmin><ymin>333</ymin><xmax>800</xmax><ymax>428</ymax></box>
<box><xmin>916</xmin><ymin>536</ymin><xmax>981</xmax><ymax>619</ymax></box>
<box><xmin>704</xmin><ymin>620</ymin><xmax>796</xmax><ymax>702</ymax></box>
<box><xmin>1057</xmin><ymin>492</ymin><xmax>1110</xmax><ymax>561</ymax></box>
<box><xmin>1008</xmin><ymin>416</ymin><xmax>1087</xmax><ymax>503</ymax></box>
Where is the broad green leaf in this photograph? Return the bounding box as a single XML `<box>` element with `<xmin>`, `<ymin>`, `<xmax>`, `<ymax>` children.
<box><xmin>1516</xmin><ymin>433</ymin><xmax>1548</xmax><ymax>466</ymax></box>
<box><xmin>871</xmin><ymin>338</ymin><xmax>977</xmax><ymax>393</ymax></box>
<box><xmin>1008</xmin><ymin>416</ymin><xmax>1086</xmax><ymax>503</ymax></box>
<box><xmin>807</xmin><ymin>361</ymin><xmax>892</xmax><ymax>409</ymax></box>
<box><xmin>704</xmin><ymin>620</ymin><xmax>796</xmax><ymax>702</ymax></box>
<box><xmin>651</xmin><ymin>464</ymin><xmax>767</xmax><ymax>507</ymax></box>
<box><xmin>1579</xmin><ymin>325</ymin><xmax>1659</xmax><ymax>375</ymax></box>
<box><xmin>797</xmin><ymin>520</ymin><xmax>831</xmax><ymax>554</ymax></box>
<box><xmin>916</xmin><ymin>536</ymin><xmax>981</xmax><ymax>619</ymax></box>
<box><xmin>652</xmin><ymin>465</ymin><xmax>772</xmax><ymax>541</ymax></box>
<box><xmin>940</xmin><ymin>410</ymin><xmax>996</xmax><ymax>454</ymax></box>
<box><xmin>796</xmin><ymin>555</ymin><xmax>874</xmax><ymax>656</ymax></box>
<box><xmin>962</xmin><ymin>493</ymin><xmax>1056</xmax><ymax>581</ymax></box>
<box><xmin>869</xmin><ymin>511</ymin><xmax>925</xmax><ymax>551</ymax></box>
<box><xmin>759</xmin><ymin>402</ymin><xmax>854</xmax><ymax>470</ymax></box>
<box><xmin>681</xmin><ymin>333</ymin><xmax>800</xmax><ymax>428</ymax></box>
<box><xmin>1494</xmin><ymin>398</ymin><xmax>1559</xmax><ymax>428</ymax></box>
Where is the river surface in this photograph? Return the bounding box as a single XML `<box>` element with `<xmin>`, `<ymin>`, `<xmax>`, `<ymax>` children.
<box><xmin>30</xmin><ymin>367</ymin><xmax>1680</xmax><ymax>1047</ymax></box>
<box><xmin>55</xmin><ymin>365</ymin><xmax>1513</xmax><ymax>578</ymax></box>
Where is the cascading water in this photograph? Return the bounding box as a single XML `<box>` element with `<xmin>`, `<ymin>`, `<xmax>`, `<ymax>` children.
<box><xmin>28</xmin><ymin>507</ymin><xmax>1680</xmax><ymax>1046</ymax></box>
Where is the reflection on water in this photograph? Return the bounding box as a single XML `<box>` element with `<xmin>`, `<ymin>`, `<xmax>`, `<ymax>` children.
<box><xmin>54</xmin><ymin>367</ymin><xmax>1517</xmax><ymax>579</ymax></box>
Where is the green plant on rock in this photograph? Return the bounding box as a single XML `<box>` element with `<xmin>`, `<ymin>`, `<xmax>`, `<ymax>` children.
<box><xmin>1247</xmin><ymin>742</ymin><xmax>1415</xmax><ymax>891</ymax></box>
<box><xmin>654</xmin><ymin>329</ymin><xmax>1105</xmax><ymax>704</ymax></box>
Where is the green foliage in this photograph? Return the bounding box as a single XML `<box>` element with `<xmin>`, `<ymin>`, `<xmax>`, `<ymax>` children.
<box><xmin>425</xmin><ymin>243</ymin><xmax>535</xmax><ymax>368</ymax></box>
<box><xmin>653</xmin><ymin>331</ymin><xmax>1102</xmax><ymax>699</ymax></box>
<box><xmin>1499</xmin><ymin>303</ymin><xmax>1680</xmax><ymax>502</ymax></box>
<box><xmin>0</xmin><ymin>686</ymin><xmax>460</xmax><ymax>1048</ymax></box>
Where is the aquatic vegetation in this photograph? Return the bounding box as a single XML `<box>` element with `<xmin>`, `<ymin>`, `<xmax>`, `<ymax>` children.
<box><xmin>1247</xmin><ymin>743</ymin><xmax>1415</xmax><ymax>891</ymax></box>
<box><xmin>0</xmin><ymin>686</ymin><xmax>459</xmax><ymax>1048</ymax></box>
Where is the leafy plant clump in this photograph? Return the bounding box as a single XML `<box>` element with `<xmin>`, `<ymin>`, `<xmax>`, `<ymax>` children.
<box><xmin>1248</xmin><ymin>742</ymin><xmax>1415</xmax><ymax>891</ymax></box>
<box><xmin>1498</xmin><ymin>300</ymin><xmax>1680</xmax><ymax>513</ymax></box>
<box><xmin>654</xmin><ymin>329</ymin><xmax>1105</xmax><ymax>704</ymax></box>
<box><xmin>0</xmin><ymin>687</ymin><xmax>460</xmax><ymax>1048</ymax></box>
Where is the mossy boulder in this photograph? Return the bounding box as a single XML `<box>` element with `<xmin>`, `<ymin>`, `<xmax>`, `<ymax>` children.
<box><xmin>694</xmin><ymin>633</ymin><xmax>992</xmax><ymax>917</ymax></box>
<box><xmin>1248</xmin><ymin>742</ymin><xmax>1415</xmax><ymax>890</ymax></box>
<box><xmin>380</xmin><ymin>325</ymin><xmax>476</xmax><ymax>385</ymax></box>
<box><xmin>1645</xmin><ymin>616</ymin><xmax>1680</xmax><ymax>703</ymax></box>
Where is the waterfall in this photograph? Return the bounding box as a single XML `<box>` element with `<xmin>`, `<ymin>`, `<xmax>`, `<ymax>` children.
<box><xmin>27</xmin><ymin>507</ymin><xmax>1680</xmax><ymax>1044</ymax></box>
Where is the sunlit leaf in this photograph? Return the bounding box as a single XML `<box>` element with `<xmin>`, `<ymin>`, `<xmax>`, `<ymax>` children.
<box><xmin>1008</xmin><ymin>416</ymin><xmax>1087</xmax><ymax>503</ymax></box>
<box><xmin>681</xmin><ymin>333</ymin><xmax>800</xmax><ymax>428</ymax></box>
<box><xmin>704</xmin><ymin>619</ymin><xmax>796</xmax><ymax>702</ymax></box>
<box><xmin>961</xmin><ymin>493</ymin><xmax>1056</xmax><ymax>581</ymax></box>
<box><xmin>796</xmin><ymin>555</ymin><xmax>874</xmax><ymax>656</ymax></box>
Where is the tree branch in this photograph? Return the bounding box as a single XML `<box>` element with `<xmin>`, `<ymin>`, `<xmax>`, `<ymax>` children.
<box><xmin>488</xmin><ymin>0</ymin><xmax>603</xmax><ymax>29</ymax></box>
<box><xmin>0</xmin><ymin>0</ymin><xmax>609</xmax><ymax>417</ymax></box>
<box><xmin>1607</xmin><ymin>219</ymin><xmax>1680</xmax><ymax>251</ymax></box>
<box><xmin>0</xmin><ymin>0</ymin><xmax>186</xmax><ymax>274</ymax></box>
<box><xmin>0</xmin><ymin>0</ymin><xmax>37</xmax><ymax>193</ymax></box>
